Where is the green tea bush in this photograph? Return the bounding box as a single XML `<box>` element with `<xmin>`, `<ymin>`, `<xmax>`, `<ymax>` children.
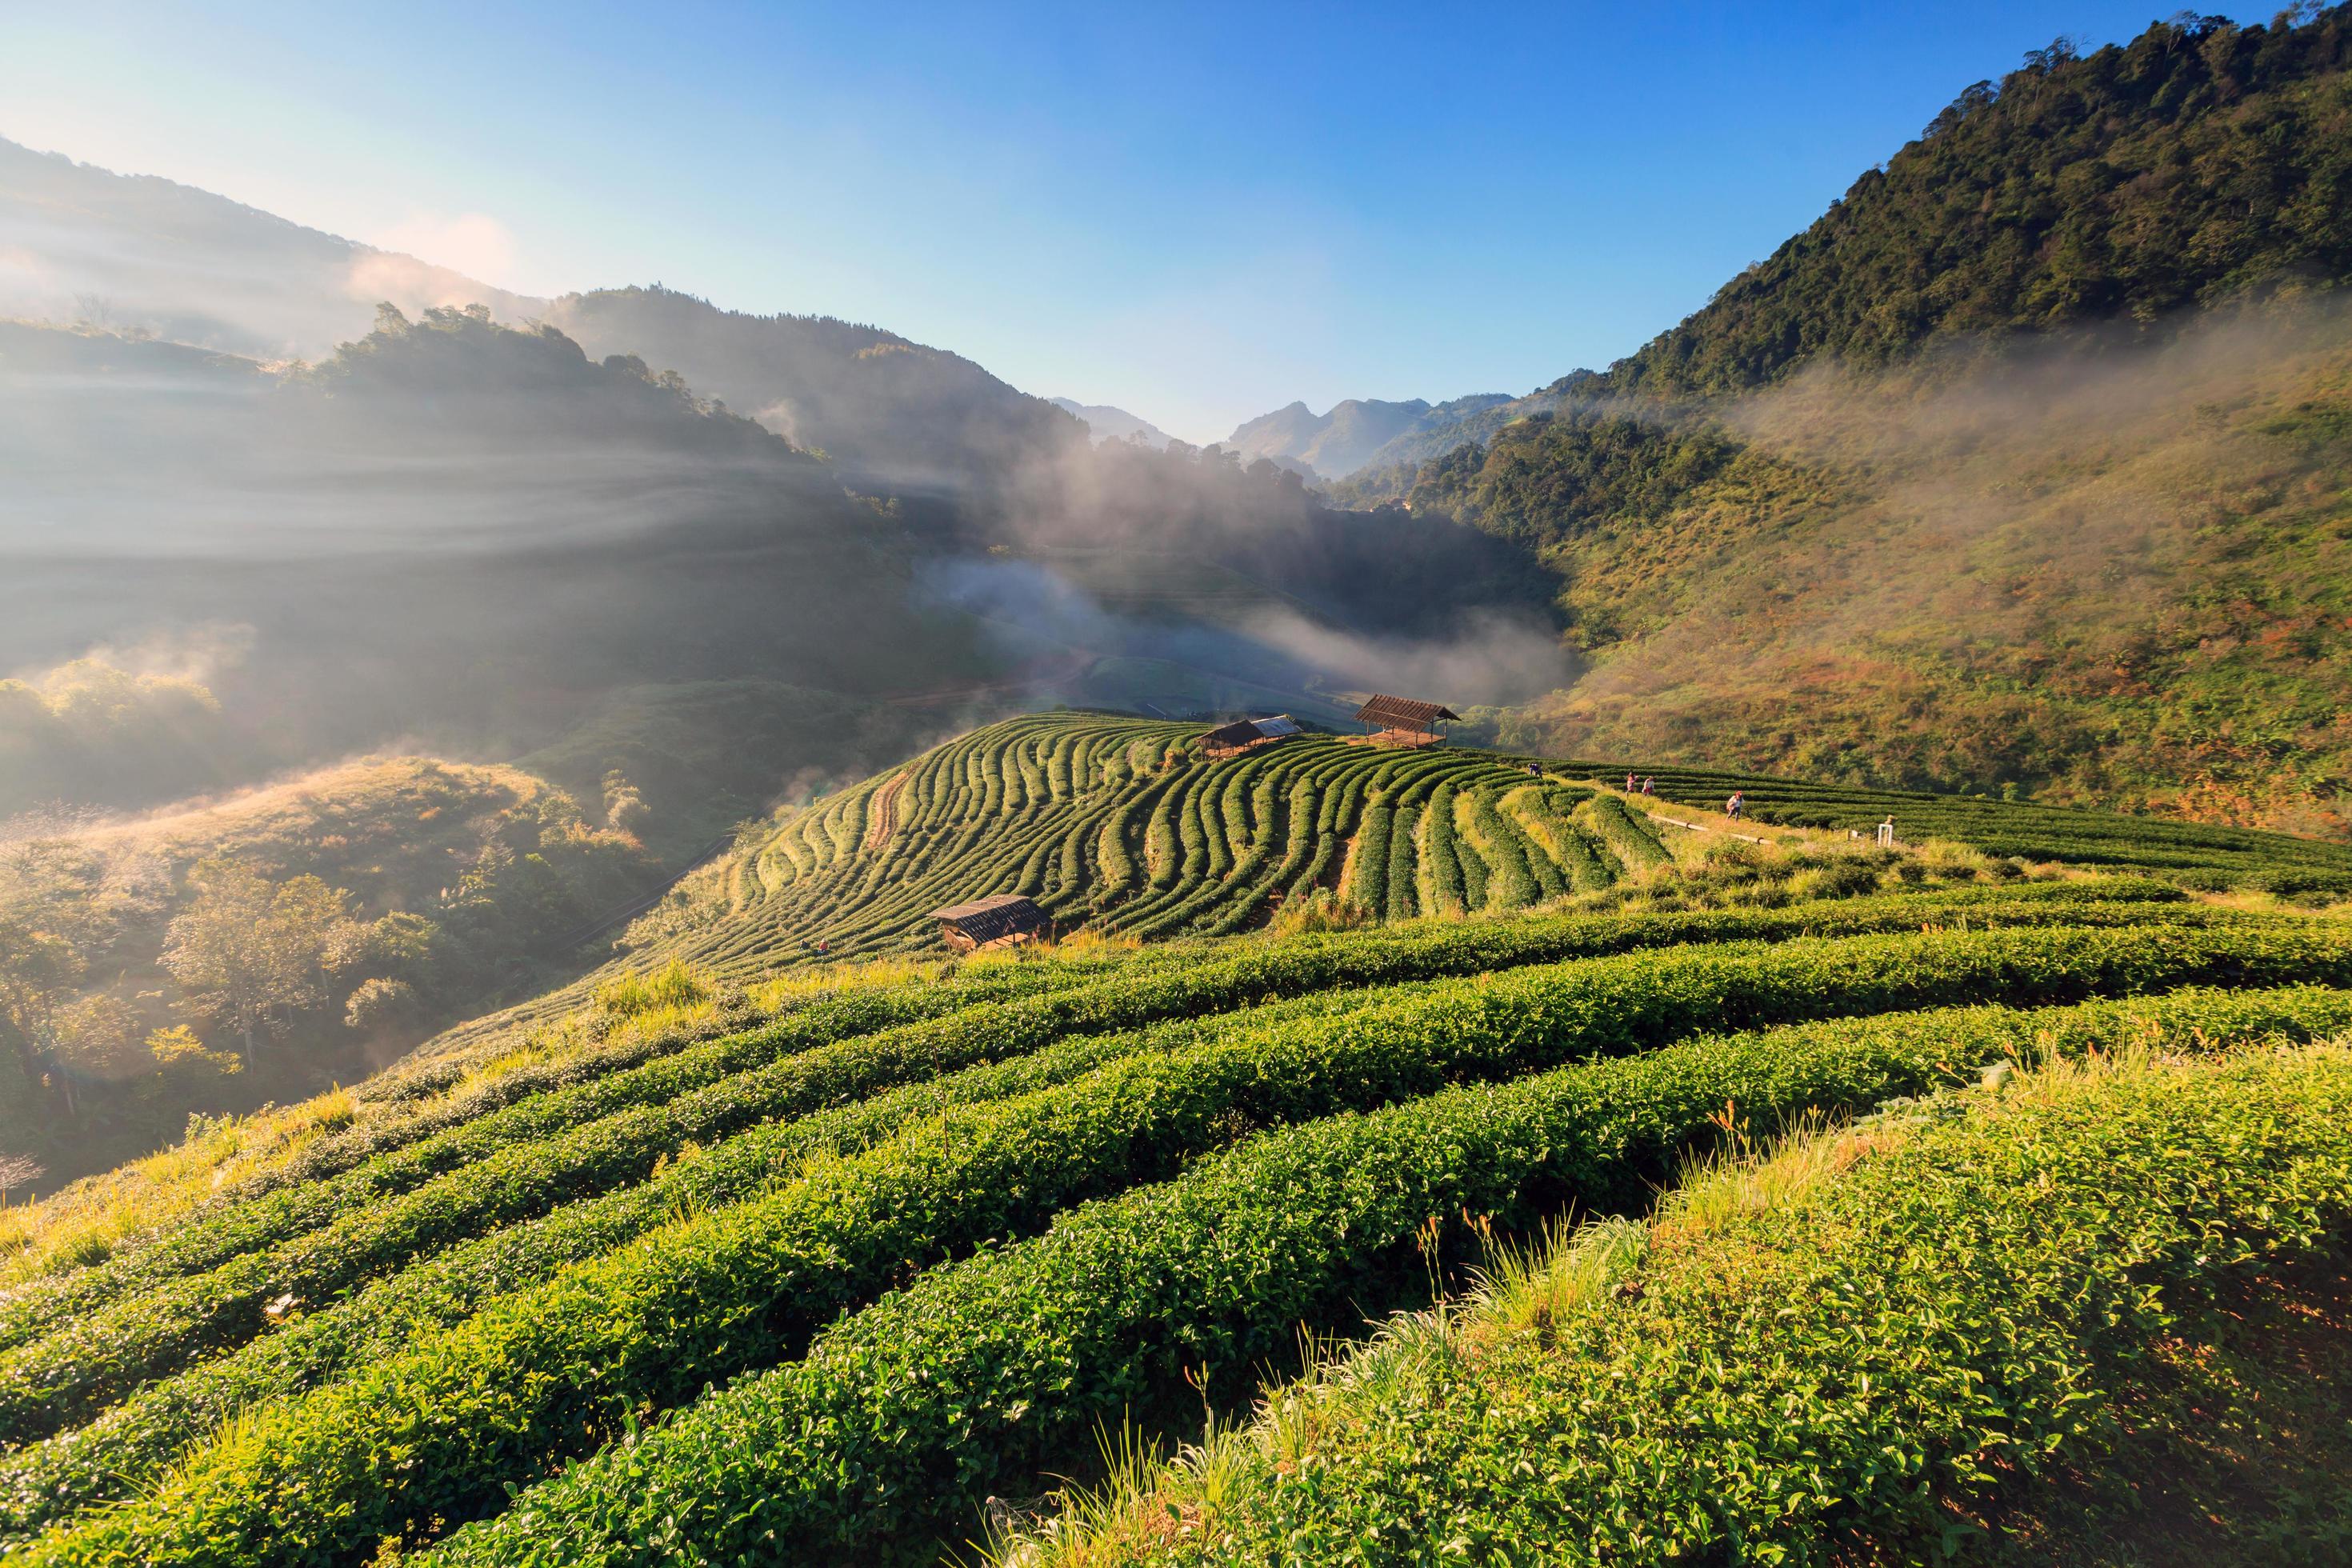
<box><xmin>1084</xmin><ymin>1042</ymin><xmax>2352</xmax><ymax>1566</ymax></box>
<box><xmin>0</xmin><ymin>886</ymin><xmax>2213</xmax><ymax>1433</ymax></box>
<box><xmin>406</xmin><ymin>984</ymin><xmax>2352</xmax><ymax>1568</ymax></box>
<box><xmin>30</xmin><ymin>925</ymin><xmax>2352</xmax><ymax>1565</ymax></box>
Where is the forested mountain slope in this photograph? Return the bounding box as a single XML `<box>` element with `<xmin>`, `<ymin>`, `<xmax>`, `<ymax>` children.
<box><xmin>542</xmin><ymin>286</ymin><xmax>1086</xmax><ymax>493</ymax></box>
<box><xmin>1358</xmin><ymin>7</ymin><xmax>2352</xmax><ymax>837</ymax></box>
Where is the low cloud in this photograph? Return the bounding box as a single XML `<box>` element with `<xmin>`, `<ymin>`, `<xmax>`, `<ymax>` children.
<box><xmin>917</xmin><ymin>556</ymin><xmax>1574</xmax><ymax>716</ymax></box>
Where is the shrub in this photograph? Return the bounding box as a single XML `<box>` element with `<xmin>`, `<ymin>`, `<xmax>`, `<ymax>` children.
<box><xmin>410</xmin><ymin>985</ymin><xmax>2352</xmax><ymax>1568</ymax></box>
<box><xmin>34</xmin><ymin>928</ymin><xmax>2352</xmax><ymax>1565</ymax></box>
<box><xmin>1043</xmin><ymin>1044</ymin><xmax>2352</xmax><ymax>1566</ymax></box>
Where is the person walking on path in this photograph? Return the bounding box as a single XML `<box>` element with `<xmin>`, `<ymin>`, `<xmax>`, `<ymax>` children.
<box><xmin>1641</xmin><ymin>777</ymin><xmax>1655</xmax><ymax>796</ymax></box>
<box><xmin>1626</xmin><ymin>772</ymin><xmax>1637</xmax><ymax>792</ymax></box>
<box><xmin>1726</xmin><ymin>790</ymin><xmax>1745</xmax><ymax>821</ymax></box>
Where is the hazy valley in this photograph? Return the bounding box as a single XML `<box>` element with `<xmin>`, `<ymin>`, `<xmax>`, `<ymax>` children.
<box><xmin>3</xmin><ymin>8</ymin><xmax>2352</xmax><ymax>1564</ymax></box>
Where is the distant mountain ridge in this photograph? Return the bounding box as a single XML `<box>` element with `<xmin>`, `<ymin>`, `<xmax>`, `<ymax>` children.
<box><xmin>0</xmin><ymin>136</ymin><xmax>545</xmax><ymax>358</ymax></box>
<box><xmin>1224</xmin><ymin>392</ymin><xmax>1517</xmax><ymax>479</ymax></box>
<box><xmin>1049</xmin><ymin>398</ymin><xmax>1175</xmax><ymax>449</ymax></box>
<box><xmin>542</xmin><ymin>286</ymin><xmax>1083</xmax><ymax>492</ymax></box>
<box><xmin>0</xmin><ymin>138</ymin><xmax>1083</xmax><ymax>494</ymax></box>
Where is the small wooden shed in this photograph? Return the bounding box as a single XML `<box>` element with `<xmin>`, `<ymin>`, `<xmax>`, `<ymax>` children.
<box><xmin>1197</xmin><ymin>714</ymin><xmax>1303</xmax><ymax>759</ymax></box>
<box><xmin>1355</xmin><ymin>694</ymin><xmax>1461</xmax><ymax>748</ymax></box>
<box><xmin>927</xmin><ymin>894</ymin><xmax>1048</xmax><ymax>954</ymax></box>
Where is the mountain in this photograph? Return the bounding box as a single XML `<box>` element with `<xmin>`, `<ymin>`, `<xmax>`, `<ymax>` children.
<box><xmin>0</xmin><ymin>308</ymin><xmax>993</xmax><ymax>792</ymax></box>
<box><xmin>1330</xmin><ymin>388</ymin><xmax>1565</xmax><ymax>500</ymax></box>
<box><xmin>1223</xmin><ymin>395</ymin><xmax>1502</xmax><ymax>478</ymax></box>
<box><xmin>1049</xmin><ymin>397</ymin><xmax>1176</xmax><ymax>449</ymax></box>
<box><xmin>541</xmin><ymin>286</ymin><xmax>1086</xmax><ymax>493</ymax></box>
<box><xmin>0</xmin><ymin>137</ymin><xmax>542</xmax><ymax>358</ymax></box>
<box><xmin>0</xmin><ymin>142</ymin><xmax>1085</xmax><ymax>495</ymax></box>
<box><xmin>1370</xmin><ymin>6</ymin><xmax>2352</xmax><ymax>838</ymax></box>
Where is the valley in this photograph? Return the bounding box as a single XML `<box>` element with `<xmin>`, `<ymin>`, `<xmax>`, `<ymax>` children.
<box><xmin>3</xmin><ymin>5</ymin><xmax>2352</xmax><ymax>1562</ymax></box>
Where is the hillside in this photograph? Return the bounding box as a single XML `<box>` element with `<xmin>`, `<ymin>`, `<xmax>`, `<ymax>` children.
<box><xmin>0</xmin><ymin>136</ymin><xmax>540</xmax><ymax>359</ymax></box>
<box><xmin>1343</xmin><ymin>8</ymin><xmax>2352</xmax><ymax>838</ymax></box>
<box><xmin>10</xmin><ymin>14</ymin><xmax>2352</xmax><ymax>1564</ymax></box>
<box><xmin>989</xmin><ymin>1038</ymin><xmax>2352</xmax><ymax>1566</ymax></box>
<box><xmin>0</xmin><ymin>309</ymin><xmax>996</xmax><ymax>778</ymax></box>
<box><xmin>542</xmin><ymin>286</ymin><xmax>1086</xmax><ymax>493</ymax></box>
<box><xmin>399</xmin><ymin>714</ymin><xmax>2349</xmax><ymax>1057</ymax></box>
<box><xmin>0</xmin><ymin>707</ymin><xmax>2346</xmax><ymax>1561</ymax></box>
<box><xmin>0</xmin><ymin>758</ymin><xmax>652</xmax><ymax>1186</ymax></box>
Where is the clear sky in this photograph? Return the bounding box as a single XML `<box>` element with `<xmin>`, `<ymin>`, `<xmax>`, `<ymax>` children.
<box><xmin>0</xmin><ymin>2</ymin><xmax>2267</xmax><ymax>443</ymax></box>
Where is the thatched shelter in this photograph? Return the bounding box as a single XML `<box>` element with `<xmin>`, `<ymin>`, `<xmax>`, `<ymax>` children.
<box><xmin>927</xmin><ymin>894</ymin><xmax>1048</xmax><ymax>953</ymax></box>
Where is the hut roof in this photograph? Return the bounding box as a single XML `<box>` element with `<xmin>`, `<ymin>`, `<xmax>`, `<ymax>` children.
<box><xmin>1198</xmin><ymin>714</ymin><xmax>1302</xmax><ymax>748</ymax></box>
<box><xmin>927</xmin><ymin>893</ymin><xmax>1046</xmax><ymax>943</ymax></box>
<box><xmin>1198</xmin><ymin>718</ymin><xmax>1262</xmax><ymax>750</ymax></box>
<box><xmin>1356</xmin><ymin>694</ymin><xmax>1462</xmax><ymax>728</ymax></box>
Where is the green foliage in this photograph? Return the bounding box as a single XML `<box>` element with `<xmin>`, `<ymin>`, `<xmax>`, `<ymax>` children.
<box><xmin>1058</xmin><ymin>1042</ymin><xmax>2352</xmax><ymax>1566</ymax></box>
<box><xmin>407</xmin><ymin>981</ymin><xmax>2352</xmax><ymax>1568</ymax></box>
<box><xmin>9</xmin><ymin>715</ymin><xmax>2352</xmax><ymax>1567</ymax></box>
<box><xmin>0</xmin><ymin>658</ymin><xmax>241</xmax><ymax>818</ymax></box>
<box><xmin>590</xmin><ymin>718</ymin><xmax>2349</xmax><ymax>990</ymax></box>
<box><xmin>0</xmin><ymin>878</ymin><xmax>2182</xmax><ymax>1370</ymax></box>
<box><xmin>1359</xmin><ymin>10</ymin><xmax>2352</xmax><ymax>835</ymax></box>
<box><xmin>1615</xmin><ymin>11</ymin><xmax>2352</xmax><ymax>396</ymax></box>
<box><xmin>1406</xmin><ymin>407</ymin><xmax>1743</xmax><ymax>548</ymax></box>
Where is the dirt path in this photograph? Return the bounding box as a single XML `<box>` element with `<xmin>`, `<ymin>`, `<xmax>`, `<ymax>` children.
<box><xmin>865</xmin><ymin>771</ymin><xmax>907</xmax><ymax>850</ymax></box>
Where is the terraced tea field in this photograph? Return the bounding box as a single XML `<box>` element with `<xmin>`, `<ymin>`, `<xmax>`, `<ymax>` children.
<box><xmin>5</xmin><ymin>878</ymin><xmax>2348</xmax><ymax>1567</ymax></box>
<box><xmin>6</xmin><ymin>711</ymin><xmax>2350</xmax><ymax>1568</ymax></box>
<box><xmin>610</xmin><ymin>713</ymin><xmax>2352</xmax><ymax>981</ymax></box>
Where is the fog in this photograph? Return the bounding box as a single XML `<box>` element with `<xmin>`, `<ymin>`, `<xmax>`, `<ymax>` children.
<box><xmin>918</xmin><ymin>557</ymin><xmax>1573</xmax><ymax>719</ymax></box>
<box><xmin>1501</xmin><ymin>294</ymin><xmax>2352</xmax><ymax>816</ymax></box>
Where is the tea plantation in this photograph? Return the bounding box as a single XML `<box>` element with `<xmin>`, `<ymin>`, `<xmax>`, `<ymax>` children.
<box><xmin>3</xmin><ymin>712</ymin><xmax>2350</xmax><ymax>1566</ymax></box>
<box><xmin>591</xmin><ymin>712</ymin><xmax>2352</xmax><ymax>984</ymax></box>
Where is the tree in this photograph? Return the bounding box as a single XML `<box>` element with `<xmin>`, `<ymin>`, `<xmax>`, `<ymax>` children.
<box><xmin>602</xmin><ymin>769</ymin><xmax>650</xmax><ymax>835</ymax></box>
<box><xmin>0</xmin><ymin>1153</ymin><xmax>43</xmax><ymax>1200</ymax></box>
<box><xmin>52</xmin><ymin>994</ymin><xmax>142</xmax><ymax>1083</ymax></box>
<box><xmin>0</xmin><ymin>841</ymin><xmax>113</xmax><ymax>1114</ymax></box>
<box><xmin>146</xmin><ymin>1024</ymin><xmax>242</xmax><ymax>1077</ymax></box>
<box><xmin>0</xmin><ymin>920</ymin><xmax>82</xmax><ymax>1110</ymax></box>
<box><xmin>342</xmin><ymin>976</ymin><xmax>419</xmax><ymax>1035</ymax></box>
<box><xmin>160</xmin><ymin>861</ymin><xmax>358</xmax><ymax>1064</ymax></box>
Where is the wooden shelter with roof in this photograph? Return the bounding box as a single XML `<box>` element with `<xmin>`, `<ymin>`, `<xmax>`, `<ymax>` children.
<box><xmin>926</xmin><ymin>893</ymin><xmax>1049</xmax><ymax>954</ymax></box>
<box><xmin>1354</xmin><ymin>694</ymin><xmax>1461</xmax><ymax>749</ymax></box>
<box><xmin>1196</xmin><ymin>714</ymin><xmax>1303</xmax><ymax>760</ymax></box>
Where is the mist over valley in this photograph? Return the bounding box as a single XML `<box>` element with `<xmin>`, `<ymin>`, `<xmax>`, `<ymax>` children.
<box><xmin>3</xmin><ymin>13</ymin><xmax>2352</xmax><ymax>1562</ymax></box>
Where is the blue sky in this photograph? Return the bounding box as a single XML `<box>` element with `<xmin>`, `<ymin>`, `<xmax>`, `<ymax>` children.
<box><xmin>1</xmin><ymin>2</ymin><xmax>2267</xmax><ymax>442</ymax></box>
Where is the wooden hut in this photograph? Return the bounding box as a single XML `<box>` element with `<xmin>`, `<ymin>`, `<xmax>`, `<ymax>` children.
<box><xmin>927</xmin><ymin>894</ymin><xmax>1048</xmax><ymax>954</ymax></box>
<box><xmin>1354</xmin><ymin>694</ymin><xmax>1461</xmax><ymax>749</ymax></box>
<box><xmin>1196</xmin><ymin>714</ymin><xmax>1303</xmax><ymax>759</ymax></box>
